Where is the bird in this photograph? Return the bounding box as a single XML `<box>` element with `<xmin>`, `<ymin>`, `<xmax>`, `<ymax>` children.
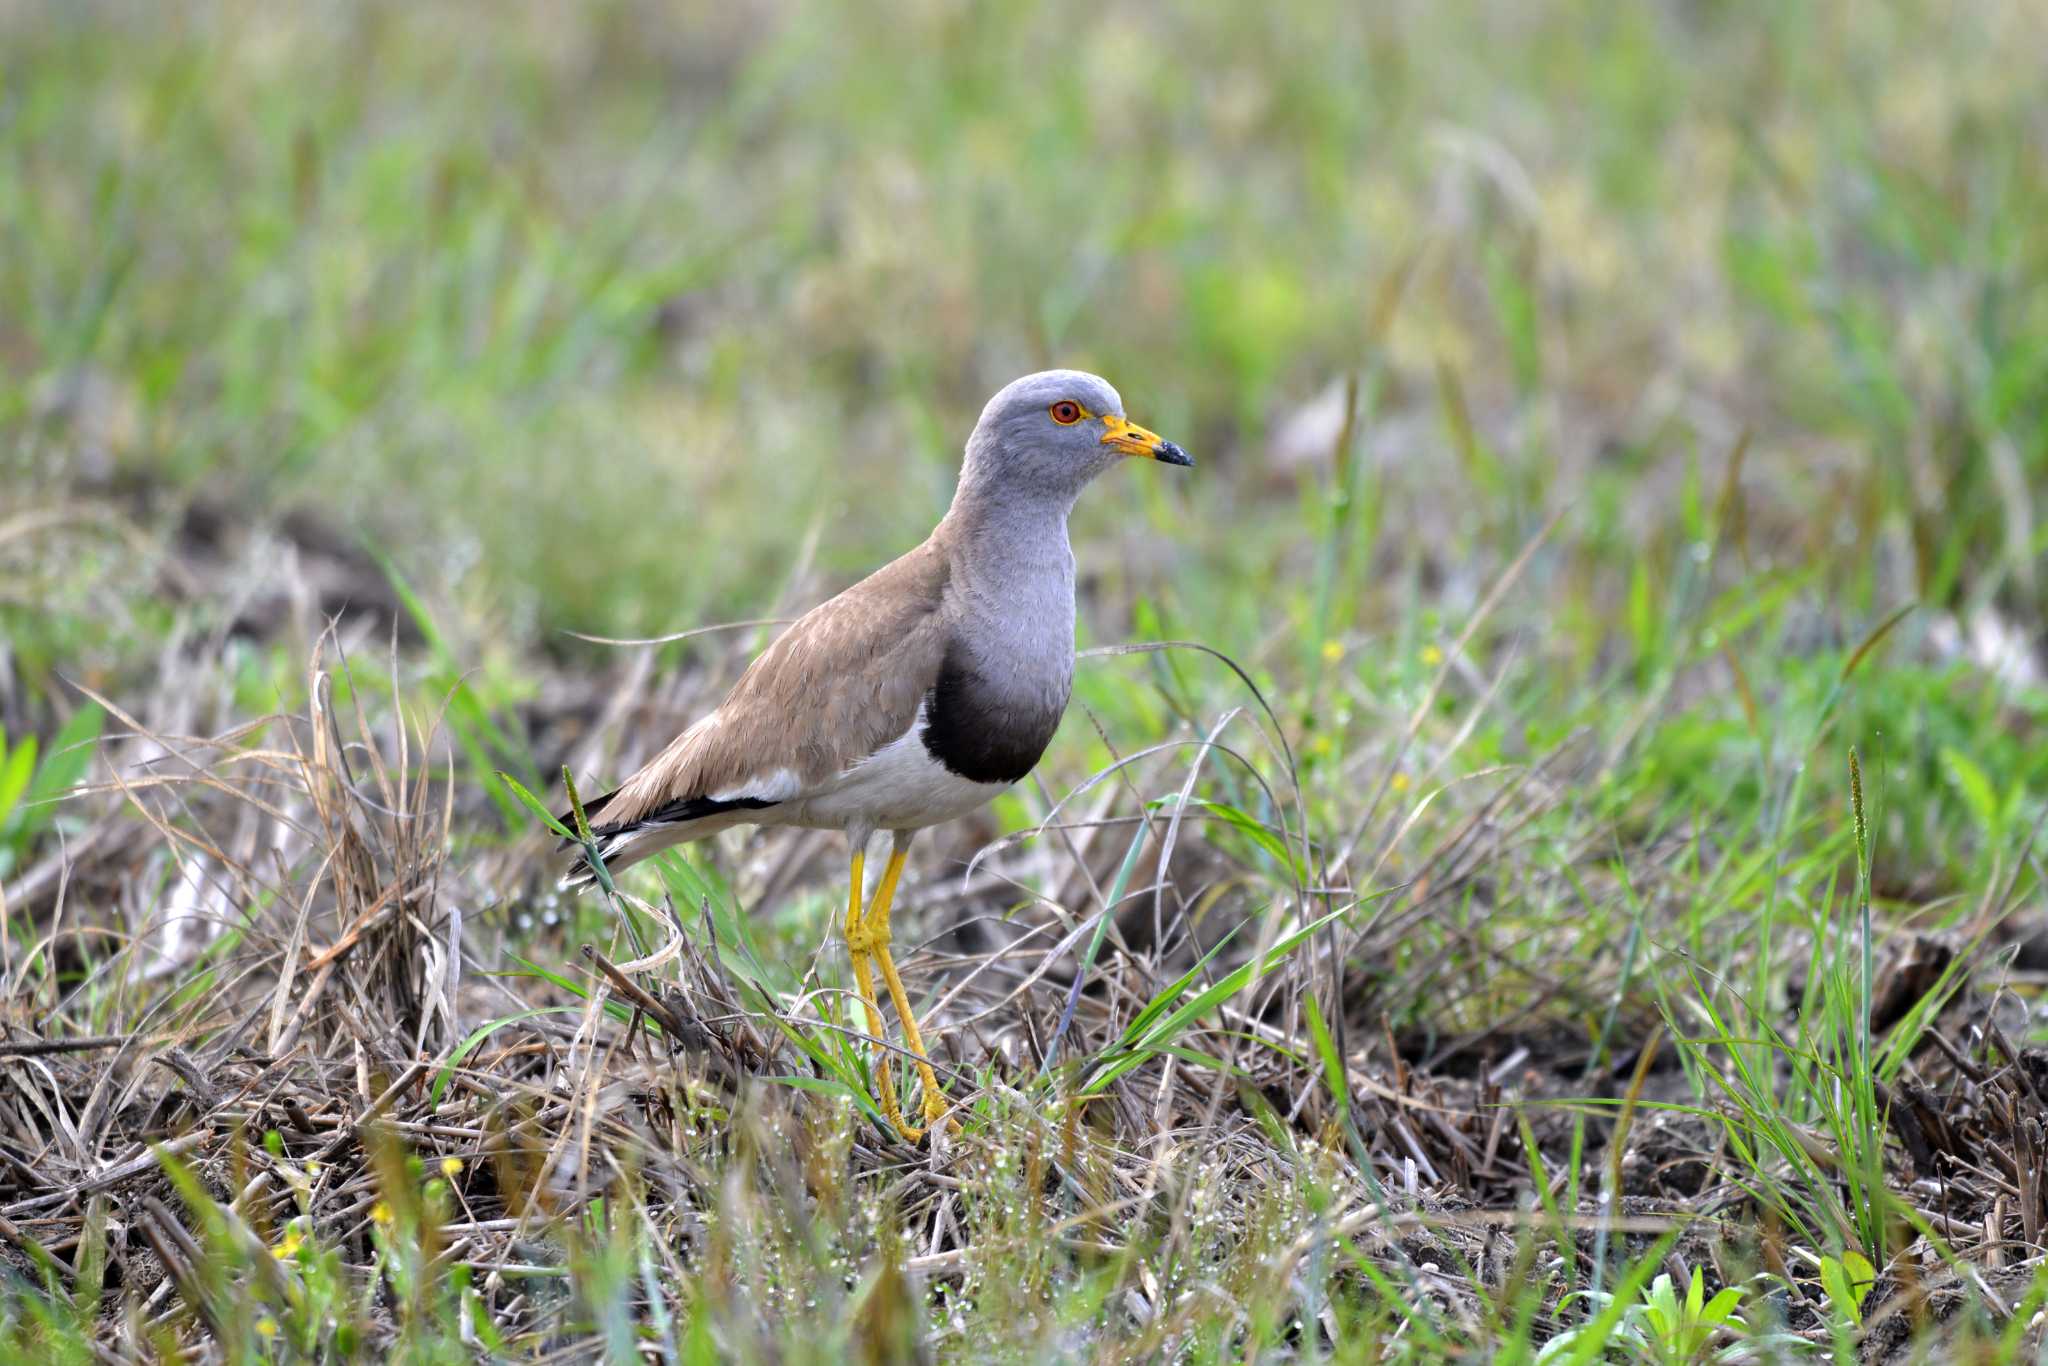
<box><xmin>561</xmin><ymin>370</ymin><xmax>1191</xmax><ymax>1141</ymax></box>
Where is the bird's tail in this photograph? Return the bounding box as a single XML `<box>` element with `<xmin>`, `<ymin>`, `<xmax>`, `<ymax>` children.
<box><xmin>554</xmin><ymin>784</ymin><xmax>619</xmax><ymax>891</ymax></box>
<box><xmin>558</xmin><ymin>828</ymin><xmax>638</xmax><ymax>891</ymax></box>
<box><xmin>555</xmin><ymin>791</ymin><xmax>778</xmax><ymax>893</ymax></box>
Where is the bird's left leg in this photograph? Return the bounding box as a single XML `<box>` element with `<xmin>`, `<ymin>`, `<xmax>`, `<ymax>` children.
<box><xmin>844</xmin><ymin>839</ymin><xmax>916</xmax><ymax>1141</ymax></box>
<box><xmin>865</xmin><ymin>829</ymin><xmax>952</xmax><ymax>1132</ymax></box>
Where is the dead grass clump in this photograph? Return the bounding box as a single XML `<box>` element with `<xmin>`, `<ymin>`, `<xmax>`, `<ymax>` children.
<box><xmin>0</xmin><ymin>631</ymin><xmax>473</xmax><ymax>1336</ymax></box>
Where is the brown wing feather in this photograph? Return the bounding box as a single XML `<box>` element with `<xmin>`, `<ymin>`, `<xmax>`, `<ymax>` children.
<box><xmin>593</xmin><ymin>537</ymin><xmax>954</xmax><ymax>831</ymax></box>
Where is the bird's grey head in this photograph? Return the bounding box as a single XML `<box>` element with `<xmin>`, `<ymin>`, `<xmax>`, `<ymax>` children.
<box><xmin>956</xmin><ymin>369</ymin><xmax>1191</xmax><ymax>511</ymax></box>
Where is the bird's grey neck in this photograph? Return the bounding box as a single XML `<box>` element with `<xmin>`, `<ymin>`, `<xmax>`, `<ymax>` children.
<box><xmin>937</xmin><ymin>489</ymin><xmax>1081</xmax><ymax>659</ymax></box>
<box><xmin>937</xmin><ymin>459</ymin><xmax>1081</xmax><ymax>728</ymax></box>
<box><xmin>942</xmin><ymin>483</ymin><xmax>1077</xmax><ymax>602</ymax></box>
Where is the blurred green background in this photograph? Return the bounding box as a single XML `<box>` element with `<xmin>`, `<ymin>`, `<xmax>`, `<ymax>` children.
<box><xmin>10</xmin><ymin>0</ymin><xmax>2042</xmax><ymax>615</ymax></box>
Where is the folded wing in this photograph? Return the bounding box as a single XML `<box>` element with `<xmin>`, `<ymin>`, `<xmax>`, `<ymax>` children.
<box><xmin>561</xmin><ymin>540</ymin><xmax>953</xmax><ymax>875</ymax></box>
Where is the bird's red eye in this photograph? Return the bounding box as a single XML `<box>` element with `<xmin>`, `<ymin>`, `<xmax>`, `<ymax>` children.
<box><xmin>1049</xmin><ymin>400</ymin><xmax>1083</xmax><ymax>425</ymax></box>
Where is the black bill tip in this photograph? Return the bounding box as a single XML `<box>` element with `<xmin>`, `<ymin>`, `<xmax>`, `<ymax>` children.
<box><xmin>1154</xmin><ymin>440</ymin><xmax>1194</xmax><ymax>467</ymax></box>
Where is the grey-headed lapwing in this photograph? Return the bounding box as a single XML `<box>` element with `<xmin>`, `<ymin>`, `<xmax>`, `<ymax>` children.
<box><xmin>564</xmin><ymin>371</ymin><xmax>1191</xmax><ymax>1140</ymax></box>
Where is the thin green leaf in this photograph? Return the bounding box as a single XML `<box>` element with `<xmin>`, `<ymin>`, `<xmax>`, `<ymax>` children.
<box><xmin>1303</xmin><ymin>989</ymin><xmax>1349</xmax><ymax>1113</ymax></box>
<box><xmin>430</xmin><ymin>1007</ymin><xmax>579</xmax><ymax>1106</ymax></box>
<box><xmin>496</xmin><ymin>770</ymin><xmax>578</xmax><ymax>841</ymax></box>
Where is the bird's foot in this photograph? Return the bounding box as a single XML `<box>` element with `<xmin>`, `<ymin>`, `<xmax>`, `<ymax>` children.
<box><xmin>868</xmin><ymin>1079</ymin><xmax>954</xmax><ymax>1145</ymax></box>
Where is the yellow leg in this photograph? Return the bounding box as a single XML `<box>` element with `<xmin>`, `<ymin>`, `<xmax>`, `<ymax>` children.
<box><xmin>865</xmin><ymin>845</ymin><xmax>952</xmax><ymax>1133</ymax></box>
<box><xmin>844</xmin><ymin>842</ymin><xmax>951</xmax><ymax>1140</ymax></box>
<box><xmin>844</xmin><ymin>850</ymin><xmax>915</xmax><ymax>1141</ymax></box>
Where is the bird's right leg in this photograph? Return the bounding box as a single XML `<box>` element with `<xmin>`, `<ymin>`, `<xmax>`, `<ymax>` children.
<box><xmin>864</xmin><ymin>835</ymin><xmax>950</xmax><ymax>1133</ymax></box>
<box><xmin>844</xmin><ymin>845</ymin><xmax>917</xmax><ymax>1141</ymax></box>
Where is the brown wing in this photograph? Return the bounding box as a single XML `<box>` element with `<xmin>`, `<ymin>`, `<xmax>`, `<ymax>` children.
<box><xmin>588</xmin><ymin>537</ymin><xmax>954</xmax><ymax>832</ymax></box>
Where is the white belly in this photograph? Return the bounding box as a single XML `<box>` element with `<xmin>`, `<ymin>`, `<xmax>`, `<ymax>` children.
<box><xmin>790</xmin><ymin>707</ymin><xmax>1008</xmax><ymax>833</ymax></box>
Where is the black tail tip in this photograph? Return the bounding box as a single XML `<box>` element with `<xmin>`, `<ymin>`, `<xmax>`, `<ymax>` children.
<box><xmin>559</xmin><ymin>828</ymin><xmax>629</xmax><ymax>892</ymax></box>
<box><xmin>560</xmin><ymin>850</ymin><xmax>615</xmax><ymax>892</ymax></box>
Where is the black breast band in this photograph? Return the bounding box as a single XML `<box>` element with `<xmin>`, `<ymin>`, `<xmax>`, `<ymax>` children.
<box><xmin>920</xmin><ymin>647</ymin><xmax>1063</xmax><ymax>784</ymax></box>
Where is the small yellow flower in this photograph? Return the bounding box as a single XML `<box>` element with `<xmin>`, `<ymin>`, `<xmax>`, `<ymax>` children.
<box><xmin>1390</xmin><ymin>772</ymin><xmax>1411</xmax><ymax>794</ymax></box>
<box><xmin>370</xmin><ymin>1201</ymin><xmax>393</xmax><ymax>1226</ymax></box>
<box><xmin>441</xmin><ymin>1157</ymin><xmax>463</xmax><ymax>1179</ymax></box>
<box><xmin>256</xmin><ymin>1317</ymin><xmax>278</xmax><ymax>1339</ymax></box>
<box><xmin>272</xmin><ymin>1224</ymin><xmax>304</xmax><ymax>1260</ymax></box>
<box><xmin>1420</xmin><ymin>644</ymin><xmax>1444</xmax><ymax>668</ymax></box>
<box><xmin>1320</xmin><ymin>639</ymin><xmax>1344</xmax><ymax>663</ymax></box>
